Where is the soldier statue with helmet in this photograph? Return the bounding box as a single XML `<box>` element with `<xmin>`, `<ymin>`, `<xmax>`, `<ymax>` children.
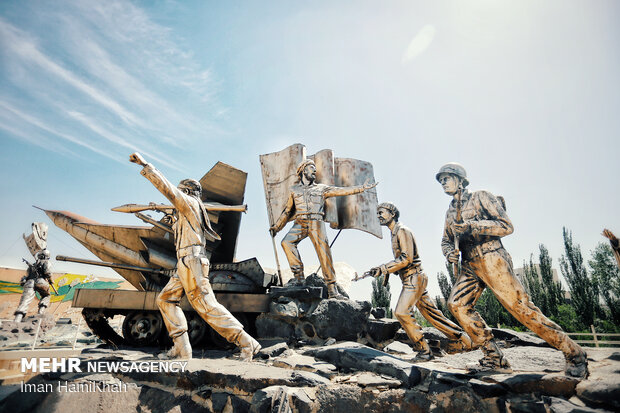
<box><xmin>130</xmin><ymin>152</ymin><xmax>261</xmax><ymax>361</ymax></box>
<box><xmin>15</xmin><ymin>249</ymin><xmax>53</xmax><ymax>322</ymax></box>
<box><xmin>436</xmin><ymin>162</ymin><xmax>588</xmax><ymax>377</ymax></box>
<box><xmin>361</xmin><ymin>202</ymin><xmax>473</xmax><ymax>360</ymax></box>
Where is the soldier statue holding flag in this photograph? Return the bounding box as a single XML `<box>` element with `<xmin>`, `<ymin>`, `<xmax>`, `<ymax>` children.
<box><xmin>261</xmin><ymin>144</ymin><xmax>380</xmax><ymax>300</ymax></box>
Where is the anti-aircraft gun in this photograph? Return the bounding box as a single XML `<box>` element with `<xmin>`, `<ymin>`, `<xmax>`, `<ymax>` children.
<box><xmin>43</xmin><ymin>162</ymin><xmax>278</xmax><ymax>348</ymax></box>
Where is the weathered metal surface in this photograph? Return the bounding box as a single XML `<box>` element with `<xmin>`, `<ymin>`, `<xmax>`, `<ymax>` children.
<box><xmin>334</xmin><ymin>158</ymin><xmax>381</xmax><ymax>238</ymax></box>
<box><xmin>199</xmin><ymin>162</ymin><xmax>248</xmax><ymax>264</ymax></box>
<box><xmin>73</xmin><ymin>289</ymin><xmax>270</xmax><ymax>313</ymax></box>
<box><xmin>310</xmin><ymin>149</ymin><xmax>339</xmax><ymax>228</ymax></box>
<box><xmin>23</xmin><ymin>222</ymin><xmax>48</xmax><ymax>257</ymax></box>
<box><xmin>260</xmin><ymin>143</ymin><xmax>307</xmax><ymax>227</ymax></box>
<box><xmin>56</xmin><ymin>255</ymin><xmax>170</xmax><ymax>275</ymax></box>
<box><xmin>261</xmin><ymin>145</ymin><xmax>381</xmax><ymax>238</ymax></box>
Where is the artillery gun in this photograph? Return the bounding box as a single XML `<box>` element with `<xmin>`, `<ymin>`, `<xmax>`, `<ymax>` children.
<box><xmin>43</xmin><ymin>162</ymin><xmax>278</xmax><ymax>348</ymax></box>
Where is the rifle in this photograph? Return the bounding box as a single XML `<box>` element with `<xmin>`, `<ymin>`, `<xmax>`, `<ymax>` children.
<box><xmin>353</xmin><ymin>269</ymin><xmax>390</xmax><ymax>287</ymax></box>
<box><xmin>22</xmin><ymin>258</ymin><xmax>58</xmax><ymax>295</ymax></box>
<box><xmin>453</xmin><ymin>188</ymin><xmax>463</xmax><ymax>278</ymax></box>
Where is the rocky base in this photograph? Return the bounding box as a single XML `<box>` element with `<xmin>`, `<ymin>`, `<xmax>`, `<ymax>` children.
<box><xmin>0</xmin><ymin>315</ymin><xmax>99</xmax><ymax>349</ymax></box>
<box><xmin>1</xmin><ymin>343</ymin><xmax>617</xmax><ymax>412</ymax></box>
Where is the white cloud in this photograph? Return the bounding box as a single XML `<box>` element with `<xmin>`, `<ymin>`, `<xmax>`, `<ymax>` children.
<box><xmin>0</xmin><ymin>0</ymin><xmax>222</xmax><ymax>163</ymax></box>
<box><xmin>0</xmin><ymin>99</ymin><xmax>120</xmax><ymax>162</ymax></box>
<box><xmin>402</xmin><ymin>24</ymin><xmax>436</xmax><ymax>63</ymax></box>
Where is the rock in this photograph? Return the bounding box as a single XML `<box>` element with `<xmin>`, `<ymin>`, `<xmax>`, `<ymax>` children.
<box><xmin>304</xmin><ymin>341</ymin><xmax>424</xmax><ymax>387</ymax></box>
<box><xmin>469</xmin><ymin>378</ymin><xmax>507</xmax><ymax>397</ymax></box>
<box><xmin>493</xmin><ymin>373</ymin><xmax>579</xmax><ymax>398</ymax></box>
<box><xmin>304</xmin><ymin>273</ymin><xmax>349</xmax><ymax>299</ymax></box>
<box><xmin>258</xmin><ymin>342</ymin><xmax>289</xmax><ymax>359</ymax></box>
<box><xmin>365</xmin><ymin>318</ymin><xmax>401</xmax><ymax>343</ymax></box>
<box><xmin>306</xmin><ymin>300</ymin><xmax>371</xmax><ymax>340</ymax></box>
<box><xmin>250</xmin><ymin>385</ymin><xmax>314</xmax><ymax>413</ymax></box>
<box><xmin>575</xmin><ymin>351</ymin><xmax>620</xmax><ymax>411</ymax></box>
<box><xmin>544</xmin><ymin>396</ymin><xmax>604</xmax><ymax>413</ymax></box>
<box><xmin>383</xmin><ymin>341</ymin><xmax>414</xmax><ymax>355</ymax></box>
<box><xmin>272</xmin><ymin>354</ymin><xmax>338</xmax><ymax>378</ymax></box>
<box><xmin>255</xmin><ymin>314</ymin><xmax>295</xmax><ymax>339</ymax></box>
<box><xmin>371</xmin><ymin>307</ymin><xmax>386</xmax><ymax>319</ymax></box>
<box><xmin>269</xmin><ymin>299</ymin><xmax>299</xmax><ymax>320</ymax></box>
<box><xmin>492</xmin><ymin>328</ymin><xmax>549</xmax><ymax>347</ymax></box>
<box><xmin>352</xmin><ymin>372</ymin><xmax>401</xmax><ymax>388</ymax></box>
<box><xmin>112</xmin><ymin>356</ymin><xmax>330</xmax><ymax>394</ymax></box>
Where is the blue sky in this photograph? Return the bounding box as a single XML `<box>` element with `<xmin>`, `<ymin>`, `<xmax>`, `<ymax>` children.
<box><xmin>1</xmin><ymin>0</ymin><xmax>618</xmax><ymax>305</ymax></box>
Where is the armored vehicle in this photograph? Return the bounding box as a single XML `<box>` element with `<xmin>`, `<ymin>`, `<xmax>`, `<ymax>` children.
<box><xmin>44</xmin><ymin>162</ymin><xmax>278</xmax><ymax>347</ymax></box>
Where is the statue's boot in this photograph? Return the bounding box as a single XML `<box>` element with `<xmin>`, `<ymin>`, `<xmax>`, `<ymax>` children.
<box><xmin>287</xmin><ymin>270</ymin><xmax>305</xmax><ymax>287</ymax></box>
<box><xmin>38</xmin><ymin>306</ymin><xmax>47</xmax><ymax>315</ymax></box>
<box><xmin>413</xmin><ymin>339</ymin><xmax>434</xmax><ymax>361</ymax></box>
<box><xmin>237</xmin><ymin>332</ymin><xmax>261</xmax><ymax>362</ymax></box>
<box><xmin>158</xmin><ymin>332</ymin><xmax>192</xmax><ymax>360</ymax></box>
<box><xmin>14</xmin><ymin>313</ymin><xmax>24</xmax><ymax>323</ymax></box>
<box><xmin>326</xmin><ymin>283</ymin><xmax>346</xmax><ymax>300</ymax></box>
<box><xmin>468</xmin><ymin>340</ymin><xmax>511</xmax><ymax>373</ymax></box>
<box><xmin>458</xmin><ymin>333</ymin><xmax>473</xmax><ymax>351</ymax></box>
<box><xmin>565</xmin><ymin>351</ymin><xmax>588</xmax><ymax>379</ymax></box>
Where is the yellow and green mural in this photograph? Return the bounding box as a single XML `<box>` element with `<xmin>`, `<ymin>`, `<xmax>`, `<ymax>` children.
<box><xmin>0</xmin><ymin>273</ymin><xmax>122</xmax><ymax>302</ymax></box>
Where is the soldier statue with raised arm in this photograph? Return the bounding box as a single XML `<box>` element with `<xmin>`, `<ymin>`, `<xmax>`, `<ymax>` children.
<box><xmin>270</xmin><ymin>159</ymin><xmax>377</xmax><ymax>299</ymax></box>
<box><xmin>437</xmin><ymin>162</ymin><xmax>588</xmax><ymax>377</ymax></box>
<box><xmin>364</xmin><ymin>202</ymin><xmax>473</xmax><ymax>359</ymax></box>
<box><xmin>130</xmin><ymin>152</ymin><xmax>260</xmax><ymax>361</ymax></box>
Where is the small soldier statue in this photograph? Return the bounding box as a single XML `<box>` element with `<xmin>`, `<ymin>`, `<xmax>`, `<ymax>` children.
<box><xmin>15</xmin><ymin>249</ymin><xmax>52</xmax><ymax>322</ymax></box>
<box><xmin>437</xmin><ymin>162</ymin><xmax>588</xmax><ymax>378</ymax></box>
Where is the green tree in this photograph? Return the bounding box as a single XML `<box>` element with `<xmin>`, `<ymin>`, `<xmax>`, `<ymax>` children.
<box><xmin>589</xmin><ymin>242</ymin><xmax>620</xmax><ymax>326</ymax></box>
<box><xmin>522</xmin><ymin>244</ymin><xmax>564</xmax><ymax>318</ymax></box>
<box><xmin>475</xmin><ymin>289</ymin><xmax>520</xmax><ymax>329</ymax></box>
<box><xmin>372</xmin><ymin>275</ymin><xmax>392</xmax><ymax>318</ymax></box>
<box><xmin>559</xmin><ymin>227</ymin><xmax>601</xmax><ymax>327</ymax></box>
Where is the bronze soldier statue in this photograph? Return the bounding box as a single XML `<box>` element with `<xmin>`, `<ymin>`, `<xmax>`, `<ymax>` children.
<box><xmin>14</xmin><ymin>250</ymin><xmax>52</xmax><ymax>322</ymax></box>
<box><xmin>270</xmin><ymin>159</ymin><xmax>377</xmax><ymax>299</ymax></box>
<box><xmin>437</xmin><ymin>162</ymin><xmax>588</xmax><ymax>377</ymax></box>
<box><xmin>365</xmin><ymin>202</ymin><xmax>472</xmax><ymax>360</ymax></box>
<box><xmin>130</xmin><ymin>152</ymin><xmax>260</xmax><ymax>361</ymax></box>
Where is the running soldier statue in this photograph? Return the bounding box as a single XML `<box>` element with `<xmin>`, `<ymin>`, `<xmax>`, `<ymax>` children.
<box><xmin>14</xmin><ymin>250</ymin><xmax>52</xmax><ymax>322</ymax></box>
<box><xmin>270</xmin><ymin>159</ymin><xmax>377</xmax><ymax>299</ymax></box>
<box><xmin>130</xmin><ymin>152</ymin><xmax>260</xmax><ymax>361</ymax></box>
<box><xmin>436</xmin><ymin>162</ymin><xmax>588</xmax><ymax>377</ymax></box>
<box><xmin>363</xmin><ymin>202</ymin><xmax>472</xmax><ymax>360</ymax></box>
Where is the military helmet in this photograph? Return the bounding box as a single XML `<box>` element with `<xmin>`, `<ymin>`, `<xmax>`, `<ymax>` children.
<box><xmin>377</xmin><ymin>202</ymin><xmax>400</xmax><ymax>221</ymax></box>
<box><xmin>178</xmin><ymin>178</ymin><xmax>202</xmax><ymax>197</ymax></box>
<box><xmin>435</xmin><ymin>162</ymin><xmax>469</xmax><ymax>187</ymax></box>
<box><xmin>37</xmin><ymin>249</ymin><xmax>50</xmax><ymax>260</ymax></box>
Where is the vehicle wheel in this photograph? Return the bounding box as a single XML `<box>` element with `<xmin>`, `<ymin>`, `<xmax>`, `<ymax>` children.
<box><xmin>186</xmin><ymin>312</ymin><xmax>207</xmax><ymax>346</ymax></box>
<box><xmin>122</xmin><ymin>311</ymin><xmax>163</xmax><ymax>347</ymax></box>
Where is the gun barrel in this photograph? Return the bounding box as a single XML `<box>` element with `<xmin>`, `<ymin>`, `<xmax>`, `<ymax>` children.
<box><xmin>56</xmin><ymin>255</ymin><xmax>170</xmax><ymax>275</ymax></box>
